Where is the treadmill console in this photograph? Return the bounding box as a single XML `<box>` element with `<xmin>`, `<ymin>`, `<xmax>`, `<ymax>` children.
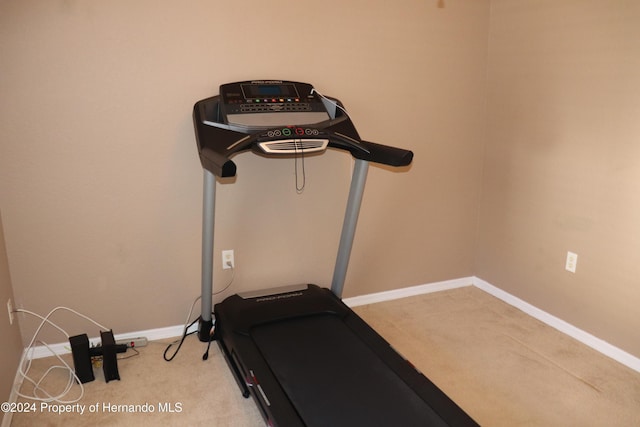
<box><xmin>219</xmin><ymin>80</ymin><xmax>330</xmax><ymax>128</ymax></box>
<box><xmin>193</xmin><ymin>80</ymin><xmax>413</xmax><ymax>177</ymax></box>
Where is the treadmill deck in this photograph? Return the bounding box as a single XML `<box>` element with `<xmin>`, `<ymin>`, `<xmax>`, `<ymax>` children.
<box><xmin>214</xmin><ymin>284</ymin><xmax>478</xmax><ymax>427</ymax></box>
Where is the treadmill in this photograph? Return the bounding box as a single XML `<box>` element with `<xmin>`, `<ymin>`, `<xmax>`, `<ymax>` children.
<box><xmin>192</xmin><ymin>80</ymin><xmax>478</xmax><ymax>427</ymax></box>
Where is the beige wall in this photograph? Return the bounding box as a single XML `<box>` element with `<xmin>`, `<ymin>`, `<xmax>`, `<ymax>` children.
<box><xmin>477</xmin><ymin>1</ymin><xmax>640</xmax><ymax>357</ymax></box>
<box><xmin>0</xmin><ymin>1</ymin><xmax>488</xmax><ymax>343</ymax></box>
<box><xmin>0</xmin><ymin>211</ymin><xmax>24</xmax><ymax>404</ymax></box>
<box><xmin>3</xmin><ymin>0</ymin><xmax>637</xmax><ymax>361</ymax></box>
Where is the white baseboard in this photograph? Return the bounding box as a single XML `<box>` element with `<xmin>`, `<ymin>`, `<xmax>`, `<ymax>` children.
<box><xmin>343</xmin><ymin>277</ymin><xmax>473</xmax><ymax>307</ymax></box>
<box><xmin>24</xmin><ymin>276</ymin><xmax>640</xmax><ymax>374</ymax></box>
<box><xmin>347</xmin><ymin>275</ymin><xmax>640</xmax><ymax>373</ymax></box>
<box><xmin>28</xmin><ymin>324</ymin><xmax>193</xmax><ymax>360</ymax></box>
<box><xmin>27</xmin><ymin>280</ymin><xmax>473</xmax><ymax>359</ymax></box>
<box><xmin>28</xmin><ymin>279</ymin><xmax>474</xmax><ymax>359</ymax></box>
<box><xmin>1</xmin><ymin>362</ymin><xmax>24</xmax><ymax>427</ymax></box>
<box><xmin>472</xmin><ymin>276</ymin><xmax>640</xmax><ymax>373</ymax></box>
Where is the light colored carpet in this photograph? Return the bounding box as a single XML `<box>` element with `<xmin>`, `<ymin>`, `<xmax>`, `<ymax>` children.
<box><xmin>9</xmin><ymin>286</ymin><xmax>640</xmax><ymax>426</ymax></box>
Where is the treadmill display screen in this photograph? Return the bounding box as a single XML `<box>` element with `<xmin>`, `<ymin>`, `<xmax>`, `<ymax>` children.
<box><xmin>241</xmin><ymin>83</ymin><xmax>299</xmax><ymax>99</ymax></box>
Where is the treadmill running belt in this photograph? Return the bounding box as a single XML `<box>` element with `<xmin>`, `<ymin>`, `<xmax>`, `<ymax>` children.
<box><xmin>252</xmin><ymin>314</ymin><xmax>449</xmax><ymax>427</ymax></box>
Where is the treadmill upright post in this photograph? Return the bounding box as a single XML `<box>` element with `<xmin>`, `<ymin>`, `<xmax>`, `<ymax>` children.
<box><xmin>199</xmin><ymin>169</ymin><xmax>215</xmax><ymax>342</ymax></box>
<box><xmin>331</xmin><ymin>158</ymin><xmax>369</xmax><ymax>298</ymax></box>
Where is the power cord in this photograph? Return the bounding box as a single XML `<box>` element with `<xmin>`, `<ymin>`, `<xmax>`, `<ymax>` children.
<box><xmin>164</xmin><ymin>265</ymin><xmax>235</xmax><ymax>361</ymax></box>
<box><xmin>13</xmin><ymin>307</ymin><xmax>112</xmax><ymax>403</ymax></box>
<box><xmin>163</xmin><ymin>295</ymin><xmax>201</xmax><ymax>362</ymax></box>
<box><xmin>214</xmin><ymin>264</ymin><xmax>235</xmax><ymax>295</ymax></box>
<box><xmin>202</xmin><ymin>327</ymin><xmax>214</xmax><ymax>361</ymax></box>
<box><xmin>162</xmin><ymin>317</ymin><xmax>200</xmax><ymax>362</ymax></box>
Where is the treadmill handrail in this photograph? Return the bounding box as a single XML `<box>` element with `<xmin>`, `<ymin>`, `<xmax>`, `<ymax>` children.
<box><xmin>193</xmin><ymin>96</ymin><xmax>413</xmax><ymax>177</ymax></box>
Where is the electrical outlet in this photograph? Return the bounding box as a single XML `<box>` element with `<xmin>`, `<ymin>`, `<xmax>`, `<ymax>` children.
<box><xmin>565</xmin><ymin>251</ymin><xmax>578</xmax><ymax>273</ymax></box>
<box><xmin>7</xmin><ymin>298</ymin><xmax>14</xmax><ymax>325</ymax></box>
<box><xmin>222</xmin><ymin>250</ymin><xmax>235</xmax><ymax>269</ymax></box>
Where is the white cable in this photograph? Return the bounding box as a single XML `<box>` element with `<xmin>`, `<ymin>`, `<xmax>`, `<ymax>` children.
<box><xmin>15</xmin><ymin>308</ymin><xmax>70</xmax><ymax>338</ymax></box>
<box><xmin>214</xmin><ymin>265</ymin><xmax>235</xmax><ymax>296</ymax></box>
<box><xmin>179</xmin><ymin>268</ymin><xmax>234</xmax><ymax>337</ymax></box>
<box><xmin>19</xmin><ymin>342</ymin><xmax>80</xmax><ymax>403</ymax></box>
<box><xmin>310</xmin><ymin>87</ymin><xmax>351</xmax><ymax>119</ymax></box>
<box><xmin>13</xmin><ymin>306</ymin><xmax>112</xmax><ymax>403</ymax></box>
